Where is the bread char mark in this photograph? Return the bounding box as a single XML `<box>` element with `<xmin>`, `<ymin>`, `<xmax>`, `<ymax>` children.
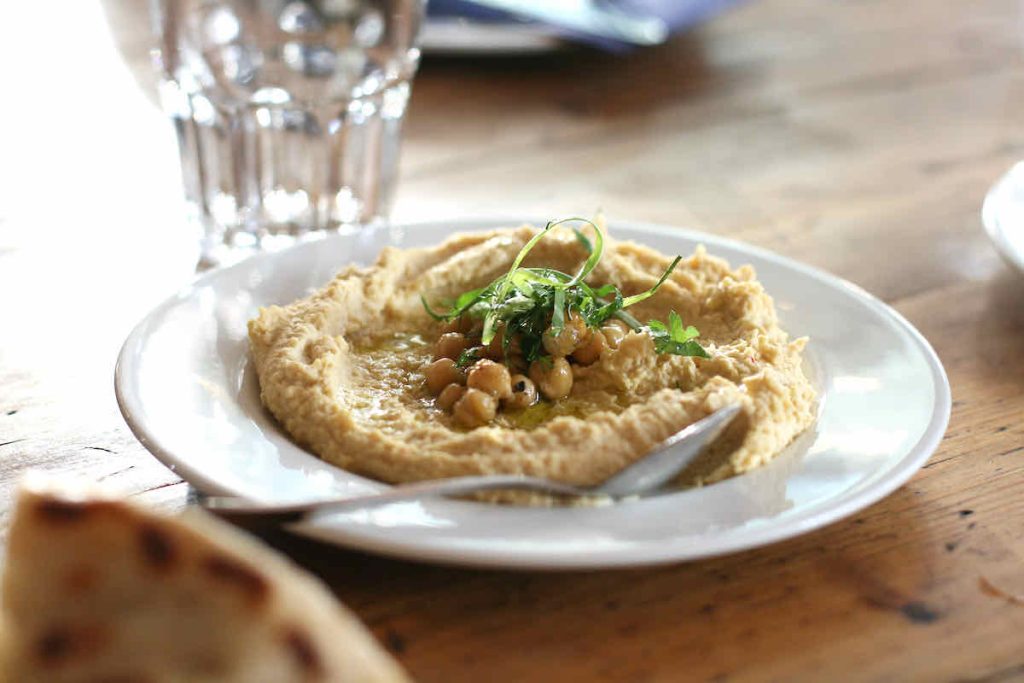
<box><xmin>33</xmin><ymin>499</ymin><xmax>117</xmax><ymax>523</ymax></box>
<box><xmin>282</xmin><ymin>626</ymin><xmax>325</xmax><ymax>677</ymax></box>
<box><xmin>138</xmin><ymin>523</ymin><xmax>178</xmax><ymax>571</ymax></box>
<box><xmin>35</xmin><ymin>624</ymin><xmax>110</xmax><ymax>668</ymax></box>
<box><xmin>203</xmin><ymin>554</ymin><xmax>271</xmax><ymax>606</ymax></box>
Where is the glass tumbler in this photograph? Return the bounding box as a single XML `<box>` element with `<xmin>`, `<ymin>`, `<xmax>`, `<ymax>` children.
<box><xmin>151</xmin><ymin>0</ymin><xmax>425</xmax><ymax>267</ymax></box>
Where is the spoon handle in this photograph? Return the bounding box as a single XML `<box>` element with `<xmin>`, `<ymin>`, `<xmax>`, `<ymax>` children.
<box><xmin>202</xmin><ymin>404</ymin><xmax>742</xmax><ymax>526</ymax></box>
<box><xmin>202</xmin><ymin>475</ymin><xmax>592</xmax><ymax>525</ymax></box>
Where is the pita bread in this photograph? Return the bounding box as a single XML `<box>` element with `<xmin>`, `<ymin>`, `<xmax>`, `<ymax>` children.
<box><xmin>0</xmin><ymin>477</ymin><xmax>410</xmax><ymax>683</ymax></box>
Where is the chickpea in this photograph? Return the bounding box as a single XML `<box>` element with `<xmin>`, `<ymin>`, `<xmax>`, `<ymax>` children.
<box><xmin>436</xmin><ymin>383</ymin><xmax>466</xmax><ymax>412</ymax></box>
<box><xmin>572</xmin><ymin>329</ymin><xmax>606</xmax><ymax>365</ymax></box>
<box><xmin>542</xmin><ymin>310</ymin><xmax>588</xmax><ymax>357</ymax></box>
<box><xmin>484</xmin><ymin>328</ymin><xmax>504</xmax><ymax>360</ymax></box>
<box><xmin>505</xmin><ymin>352</ymin><xmax>529</xmax><ymax>375</ymax></box>
<box><xmin>485</xmin><ymin>327</ymin><xmax>521</xmax><ymax>360</ymax></box>
<box><xmin>441</xmin><ymin>316</ymin><xmax>472</xmax><ymax>334</ymax></box>
<box><xmin>424</xmin><ymin>358</ymin><xmax>464</xmax><ymax>395</ymax></box>
<box><xmin>504</xmin><ymin>374</ymin><xmax>539</xmax><ymax>410</ymax></box>
<box><xmin>467</xmin><ymin>359</ymin><xmax>513</xmax><ymax>400</ymax></box>
<box><xmin>600</xmin><ymin>320</ymin><xmax>628</xmax><ymax>349</ymax></box>
<box><xmin>529</xmin><ymin>357</ymin><xmax>574</xmax><ymax>401</ymax></box>
<box><xmin>434</xmin><ymin>332</ymin><xmax>470</xmax><ymax>361</ymax></box>
<box><xmin>453</xmin><ymin>388</ymin><xmax>497</xmax><ymax>428</ymax></box>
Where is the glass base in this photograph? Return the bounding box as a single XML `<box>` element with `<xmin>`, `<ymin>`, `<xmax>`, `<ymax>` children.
<box><xmin>161</xmin><ymin>77</ymin><xmax>412</xmax><ymax>272</ymax></box>
<box><xmin>196</xmin><ymin>219</ymin><xmax>381</xmax><ymax>271</ymax></box>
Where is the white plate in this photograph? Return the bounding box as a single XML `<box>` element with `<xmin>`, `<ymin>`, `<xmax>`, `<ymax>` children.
<box><xmin>983</xmin><ymin>162</ymin><xmax>1024</xmax><ymax>275</ymax></box>
<box><xmin>115</xmin><ymin>217</ymin><xmax>950</xmax><ymax>569</ymax></box>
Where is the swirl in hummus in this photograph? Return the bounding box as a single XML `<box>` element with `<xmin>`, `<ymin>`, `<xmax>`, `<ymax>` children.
<box><xmin>248</xmin><ymin>222</ymin><xmax>817</xmax><ymax>489</ymax></box>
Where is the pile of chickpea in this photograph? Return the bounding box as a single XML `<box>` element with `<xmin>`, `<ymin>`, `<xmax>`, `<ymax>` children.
<box><xmin>422</xmin><ymin>312</ymin><xmax>630</xmax><ymax>428</ymax></box>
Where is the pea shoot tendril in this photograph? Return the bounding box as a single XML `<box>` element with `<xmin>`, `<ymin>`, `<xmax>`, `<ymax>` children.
<box><xmin>421</xmin><ymin>219</ymin><xmax>710</xmax><ymax>362</ymax></box>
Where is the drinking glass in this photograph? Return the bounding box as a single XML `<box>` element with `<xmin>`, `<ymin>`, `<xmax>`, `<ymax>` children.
<box><xmin>151</xmin><ymin>0</ymin><xmax>425</xmax><ymax>267</ymax></box>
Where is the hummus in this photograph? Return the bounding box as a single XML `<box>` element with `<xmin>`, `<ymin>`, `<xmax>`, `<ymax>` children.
<box><xmin>248</xmin><ymin>224</ymin><xmax>817</xmax><ymax>489</ymax></box>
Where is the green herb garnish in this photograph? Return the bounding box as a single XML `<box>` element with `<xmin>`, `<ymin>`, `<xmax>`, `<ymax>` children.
<box><xmin>421</xmin><ymin>218</ymin><xmax>709</xmax><ymax>361</ymax></box>
<box><xmin>648</xmin><ymin>311</ymin><xmax>710</xmax><ymax>358</ymax></box>
<box><xmin>456</xmin><ymin>347</ymin><xmax>482</xmax><ymax>368</ymax></box>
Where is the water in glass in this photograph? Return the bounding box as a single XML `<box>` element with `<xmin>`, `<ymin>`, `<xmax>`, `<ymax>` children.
<box><xmin>152</xmin><ymin>0</ymin><xmax>424</xmax><ymax>266</ymax></box>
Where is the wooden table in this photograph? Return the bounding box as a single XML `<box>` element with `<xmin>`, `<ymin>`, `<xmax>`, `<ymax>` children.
<box><xmin>2</xmin><ymin>0</ymin><xmax>1023</xmax><ymax>680</ymax></box>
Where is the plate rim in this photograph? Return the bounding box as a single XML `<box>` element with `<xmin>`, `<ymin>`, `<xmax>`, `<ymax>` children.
<box><xmin>114</xmin><ymin>215</ymin><xmax>952</xmax><ymax>569</ymax></box>
<box><xmin>983</xmin><ymin>162</ymin><xmax>1024</xmax><ymax>275</ymax></box>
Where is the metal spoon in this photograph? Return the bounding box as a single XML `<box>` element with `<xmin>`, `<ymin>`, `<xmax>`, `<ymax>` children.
<box><xmin>202</xmin><ymin>404</ymin><xmax>741</xmax><ymax>525</ymax></box>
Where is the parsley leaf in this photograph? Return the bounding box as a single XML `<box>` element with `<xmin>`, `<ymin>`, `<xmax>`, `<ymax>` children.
<box><xmin>647</xmin><ymin>311</ymin><xmax>710</xmax><ymax>358</ymax></box>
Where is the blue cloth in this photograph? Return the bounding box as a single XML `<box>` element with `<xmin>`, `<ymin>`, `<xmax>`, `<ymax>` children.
<box><xmin>427</xmin><ymin>0</ymin><xmax>748</xmax><ymax>51</ymax></box>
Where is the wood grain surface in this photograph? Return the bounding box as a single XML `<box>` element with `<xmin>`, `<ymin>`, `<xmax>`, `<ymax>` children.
<box><xmin>2</xmin><ymin>0</ymin><xmax>1023</xmax><ymax>680</ymax></box>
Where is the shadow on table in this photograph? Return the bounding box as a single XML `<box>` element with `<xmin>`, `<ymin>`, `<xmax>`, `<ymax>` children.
<box><xmin>973</xmin><ymin>271</ymin><xmax>1024</xmax><ymax>386</ymax></box>
<box><xmin>413</xmin><ymin>33</ymin><xmax>718</xmax><ymax>121</ymax></box>
<box><xmin>251</xmin><ymin>484</ymin><xmax>942</xmax><ymax>677</ymax></box>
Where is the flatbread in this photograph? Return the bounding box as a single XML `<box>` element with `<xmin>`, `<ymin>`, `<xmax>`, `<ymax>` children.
<box><xmin>0</xmin><ymin>477</ymin><xmax>410</xmax><ymax>683</ymax></box>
